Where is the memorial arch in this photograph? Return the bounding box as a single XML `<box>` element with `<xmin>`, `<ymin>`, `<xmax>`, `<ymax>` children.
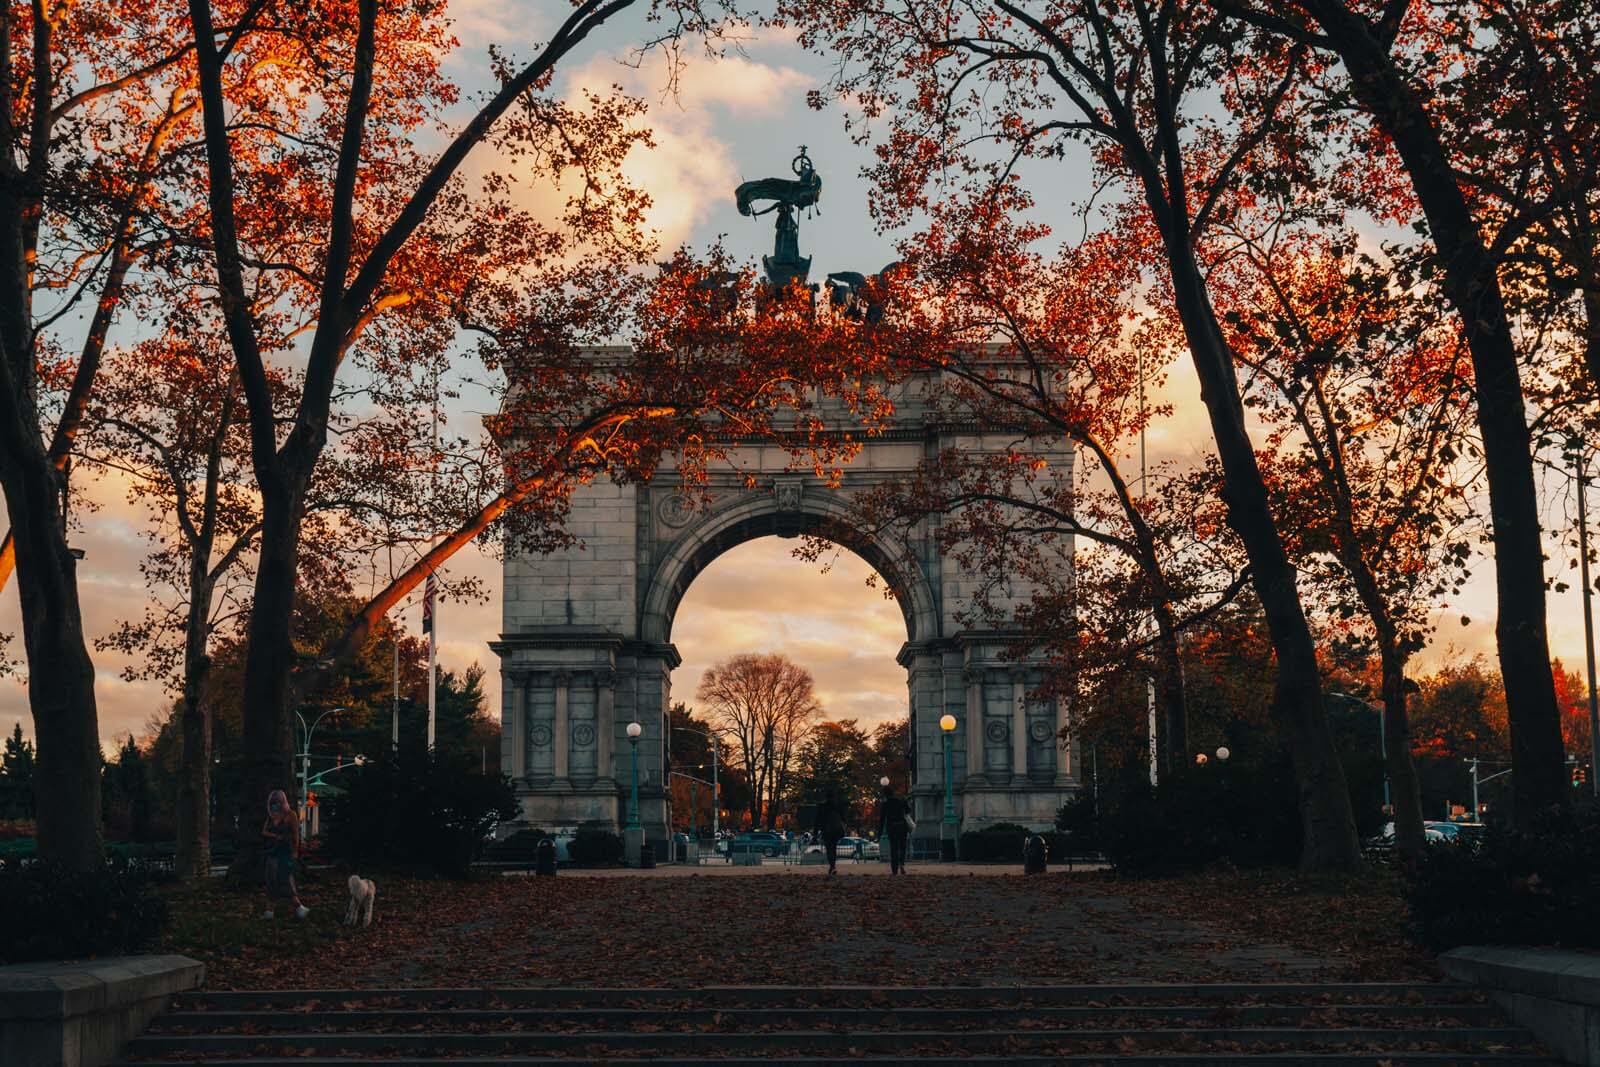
<box><xmin>490</xmin><ymin>382</ymin><xmax>1082</xmax><ymax>852</ymax></box>
<box><xmin>491</xmin><ymin>147</ymin><xmax>1080</xmax><ymax>852</ymax></box>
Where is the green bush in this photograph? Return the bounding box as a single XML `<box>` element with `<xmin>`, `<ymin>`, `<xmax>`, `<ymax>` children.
<box><xmin>1090</xmin><ymin>759</ymin><xmax>1303</xmax><ymax>875</ymax></box>
<box><xmin>567</xmin><ymin>828</ymin><xmax>624</xmax><ymax>866</ymax></box>
<box><xmin>1407</xmin><ymin>802</ymin><xmax>1600</xmax><ymax>951</ymax></box>
<box><xmin>956</xmin><ymin>824</ymin><xmax>1070</xmax><ymax>862</ymax></box>
<box><xmin>0</xmin><ymin>861</ymin><xmax>167</xmax><ymax>963</ymax></box>
<box><xmin>324</xmin><ymin>750</ymin><xmax>517</xmax><ymax>877</ymax></box>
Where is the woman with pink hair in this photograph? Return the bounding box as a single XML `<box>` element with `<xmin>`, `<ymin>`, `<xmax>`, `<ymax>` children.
<box><xmin>262</xmin><ymin>789</ymin><xmax>309</xmax><ymax>920</ymax></box>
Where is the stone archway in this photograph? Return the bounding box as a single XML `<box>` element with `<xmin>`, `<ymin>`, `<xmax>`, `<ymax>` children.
<box><xmin>491</xmin><ymin>373</ymin><xmax>1081</xmax><ymax>851</ymax></box>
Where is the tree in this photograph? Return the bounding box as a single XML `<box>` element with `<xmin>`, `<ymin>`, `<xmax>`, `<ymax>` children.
<box><xmin>176</xmin><ymin>0</ymin><xmax>925</xmax><ymax>877</ymax></box>
<box><xmin>1</xmin><ymin>722</ymin><xmax>34</xmax><ymax>819</ymax></box>
<box><xmin>1220</xmin><ymin>230</ymin><xmax>1477</xmax><ymax>859</ymax></box>
<box><xmin>869</xmin><ymin>718</ymin><xmax>912</xmax><ymax>797</ymax></box>
<box><xmin>102</xmin><ymin>735</ymin><xmax>154</xmax><ymax>842</ymax></box>
<box><xmin>0</xmin><ymin>0</ymin><xmax>204</xmax><ymax>870</ymax></box>
<box><xmin>1220</xmin><ymin>0</ymin><xmax>1571</xmax><ymax>828</ymax></box>
<box><xmin>780</xmin><ymin>0</ymin><xmax>1363</xmax><ymax>869</ymax></box>
<box><xmin>824</xmin><ymin>207</ymin><xmax>1241</xmax><ymax>775</ymax></box>
<box><xmin>697</xmin><ymin>653</ymin><xmax>823</xmax><ymax>828</ymax></box>
<box><xmin>1412</xmin><ymin>657</ymin><xmax>1512</xmax><ymax>762</ymax></box>
<box><xmin>1551</xmin><ymin>659</ymin><xmax>1592</xmax><ymax>755</ymax></box>
<box><xmin>789</xmin><ymin>719</ymin><xmax>878</xmax><ymax>826</ymax></box>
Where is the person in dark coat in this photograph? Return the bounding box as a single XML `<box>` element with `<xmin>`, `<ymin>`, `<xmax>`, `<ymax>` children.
<box><xmin>812</xmin><ymin>789</ymin><xmax>848</xmax><ymax>875</ymax></box>
<box><xmin>878</xmin><ymin>786</ymin><xmax>912</xmax><ymax>875</ymax></box>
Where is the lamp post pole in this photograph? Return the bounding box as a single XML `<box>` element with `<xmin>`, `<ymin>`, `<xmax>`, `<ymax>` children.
<box><xmin>626</xmin><ymin>722</ymin><xmax>642</xmax><ymax>830</ymax></box>
<box><xmin>1577</xmin><ymin>445</ymin><xmax>1600</xmax><ymax>798</ymax></box>
<box><xmin>294</xmin><ymin>706</ymin><xmax>346</xmax><ymax>816</ymax></box>
<box><xmin>939</xmin><ymin>714</ymin><xmax>957</xmax><ymax>859</ymax></box>
<box><xmin>676</xmin><ymin>725</ymin><xmax>721</xmax><ymax>839</ymax></box>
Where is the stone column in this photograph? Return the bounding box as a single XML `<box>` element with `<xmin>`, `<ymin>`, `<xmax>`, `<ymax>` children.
<box><xmin>596</xmin><ymin>669</ymin><xmax>616</xmax><ymax>784</ymax></box>
<box><xmin>964</xmin><ymin>668</ymin><xmax>984</xmax><ymax>784</ymax></box>
<box><xmin>1012</xmin><ymin>675</ymin><xmax>1028</xmax><ymax>783</ymax></box>
<box><xmin>1056</xmin><ymin>694</ymin><xmax>1073</xmax><ymax>783</ymax></box>
<box><xmin>553</xmin><ymin>671</ymin><xmax>570</xmax><ymax>783</ymax></box>
<box><xmin>509</xmin><ymin>675</ymin><xmax>527</xmax><ymax>782</ymax></box>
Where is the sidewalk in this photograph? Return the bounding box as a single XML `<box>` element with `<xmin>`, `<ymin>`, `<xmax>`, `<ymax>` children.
<box><xmin>509</xmin><ymin>860</ymin><xmax>1108</xmax><ymax>877</ymax></box>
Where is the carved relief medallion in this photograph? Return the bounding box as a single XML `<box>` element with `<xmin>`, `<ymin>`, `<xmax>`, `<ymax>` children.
<box><xmin>572</xmin><ymin>723</ymin><xmax>596</xmax><ymax>747</ymax></box>
<box><xmin>984</xmin><ymin>719</ymin><xmax>1008</xmax><ymax>743</ymax></box>
<box><xmin>530</xmin><ymin>724</ymin><xmax>552</xmax><ymax>748</ymax></box>
<box><xmin>657</xmin><ymin>492</ymin><xmax>695</xmax><ymax>529</ymax></box>
<box><xmin>1029</xmin><ymin>720</ymin><xmax>1054</xmax><ymax>743</ymax></box>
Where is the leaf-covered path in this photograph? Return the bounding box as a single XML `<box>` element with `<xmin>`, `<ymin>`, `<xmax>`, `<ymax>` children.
<box><xmin>160</xmin><ymin>867</ymin><xmax>1432</xmax><ymax>990</ymax></box>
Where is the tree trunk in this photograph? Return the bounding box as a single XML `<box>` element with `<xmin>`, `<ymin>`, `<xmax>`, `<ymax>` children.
<box><xmin>227</xmin><ymin>490</ymin><xmax>307</xmax><ymax>881</ymax></box>
<box><xmin>1151</xmin><ymin>601</ymin><xmax>1190</xmax><ymax>774</ymax></box>
<box><xmin>0</xmin><ymin>466</ymin><xmax>102</xmax><ymax>870</ymax></box>
<box><xmin>1310</xmin><ymin>4</ymin><xmax>1568</xmax><ymax>827</ymax></box>
<box><xmin>1377</xmin><ymin>641</ymin><xmax>1427</xmax><ymax>861</ymax></box>
<box><xmin>175</xmin><ymin>566</ymin><xmax>215</xmax><ymax>881</ymax></box>
<box><xmin>1161</xmin><ymin>242</ymin><xmax>1361</xmax><ymax>871</ymax></box>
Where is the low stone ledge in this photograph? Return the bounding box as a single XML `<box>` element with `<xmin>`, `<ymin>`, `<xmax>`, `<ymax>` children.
<box><xmin>0</xmin><ymin>954</ymin><xmax>204</xmax><ymax>1067</ymax></box>
<box><xmin>1440</xmin><ymin>945</ymin><xmax>1600</xmax><ymax>1065</ymax></box>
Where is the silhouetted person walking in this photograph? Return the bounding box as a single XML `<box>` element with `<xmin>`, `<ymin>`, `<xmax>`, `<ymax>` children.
<box><xmin>813</xmin><ymin>789</ymin><xmax>847</xmax><ymax>875</ymax></box>
<box><xmin>878</xmin><ymin>786</ymin><xmax>912</xmax><ymax>874</ymax></box>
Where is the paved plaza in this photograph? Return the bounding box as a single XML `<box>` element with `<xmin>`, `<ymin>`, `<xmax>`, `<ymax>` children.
<box><xmin>166</xmin><ymin>865</ymin><xmax>1424</xmax><ymax>991</ymax></box>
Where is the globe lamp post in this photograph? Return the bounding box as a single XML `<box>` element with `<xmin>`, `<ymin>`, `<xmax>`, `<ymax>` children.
<box><xmin>626</xmin><ymin>721</ymin><xmax>643</xmax><ymax>830</ymax></box>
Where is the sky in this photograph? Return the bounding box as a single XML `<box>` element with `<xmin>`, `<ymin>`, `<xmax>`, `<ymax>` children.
<box><xmin>0</xmin><ymin>1</ymin><xmax>1592</xmax><ymax>750</ymax></box>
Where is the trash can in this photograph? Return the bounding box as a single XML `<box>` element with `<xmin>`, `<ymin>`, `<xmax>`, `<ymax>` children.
<box><xmin>639</xmin><ymin>842</ymin><xmax>656</xmax><ymax>869</ymax></box>
<box><xmin>534</xmin><ymin>837</ymin><xmax>557</xmax><ymax>876</ymax></box>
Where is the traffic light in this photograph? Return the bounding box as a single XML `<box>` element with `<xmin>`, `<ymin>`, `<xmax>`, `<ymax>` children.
<box><xmin>1573</xmin><ymin>763</ymin><xmax>1589</xmax><ymax>789</ymax></box>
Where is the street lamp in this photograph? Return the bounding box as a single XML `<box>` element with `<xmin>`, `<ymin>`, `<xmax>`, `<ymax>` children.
<box><xmin>295</xmin><ymin>706</ymin><xmax>348</xmax><ymax>816</ymax></box>
<box><xmin>879</xmin><ymin>776</ymin><xmax>890</xmax><ymax>788</ymax></box>
<box><xmin>674</xmin><ymin>722</ymin><xmax>722</xmax><ymax>839</ymax></box>
<box><xmin>939</xmin><ymin>714</ymin><xmax>957</xmax><ymax>859</ymax></box>
<box><xmin>1195</xmin><ymin>752</ymin><xmax>1209</xmax><ymax>765</ymax></box>
<box><xmin>1216</xmin><ymin>747</ymin><xmax>1230</xmax><ymax>762</ymax></box>
<box><xmin>625</xmin><ymin>721</ymin><xmax>642</xmax><ymax>831</ymax></box>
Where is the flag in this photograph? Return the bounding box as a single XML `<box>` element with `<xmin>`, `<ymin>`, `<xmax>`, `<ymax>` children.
<box><xmin>422</xmin><ymin>572</ymin><xmax>436</xmax><ymax>634</ymax></box>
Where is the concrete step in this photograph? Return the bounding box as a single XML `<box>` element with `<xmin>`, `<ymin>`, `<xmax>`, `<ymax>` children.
<box><xmin>116</xmin><ymin>983</ymin><xmax>1557</xmax><ymax>1065</ymax></box>
<box><xmin>121</xmin><ymin>1024</ymin><xmax>1538</xmax><ymax>1055</ymax></box>
<box><xmin>112</xmin><ymin>1057</ymin><xmax>1563</xmax><ymax>1067</ymax></box>
<box><xmin>166</xmin><ymin>981</ymin><xmax>1488</xmax><ymax>1010</ymax></box>
<box><xmin>144</xmin><ymin>1001</ymin><xmax>1506</xmax><ymax>1033</ymax></box>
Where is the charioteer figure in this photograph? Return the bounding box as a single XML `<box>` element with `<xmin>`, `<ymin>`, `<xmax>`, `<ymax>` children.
<box><xmin>736</xmin><ymin>146</ymin><xmax>823</xmax><ymax>289</ymax></box>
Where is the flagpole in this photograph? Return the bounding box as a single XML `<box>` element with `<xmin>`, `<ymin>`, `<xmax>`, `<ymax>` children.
<box><xmin>427</xmin><ymin>361</ymin><xmax>440</xmax><ymax>753</ymax></box>
<box><xmin>392</xmin><ymin>632</ymin><xmax>400</xmax><ymax>754</ymax></box>
<box><xmin>427</xmin><ymin>591</ymin><xmax>437</xmax><ymax>751</ymax></box>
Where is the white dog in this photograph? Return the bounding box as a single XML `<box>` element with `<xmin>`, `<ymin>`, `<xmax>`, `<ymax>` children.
<box><xmin>343</xmin><ymin>874</ymin><xmax>376</xmax><ymax>927</ymax></box>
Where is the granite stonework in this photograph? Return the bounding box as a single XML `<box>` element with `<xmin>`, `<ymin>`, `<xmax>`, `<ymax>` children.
<box><xmin>0</xmin><ymin>954</ymin><xmax>203</xmax><ymax>1067</ymax></box>
<box><xmin>1441</xmin><ymin>945</ymin><xmax>1600</xmax><ymax>1065</ymax></box>
<box><xmin>493</xmin><ymin>361</ymin><xmax>1081</xmax><ymax>849</ymax></box>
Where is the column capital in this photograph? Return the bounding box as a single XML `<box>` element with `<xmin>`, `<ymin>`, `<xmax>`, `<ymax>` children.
<box><xmin>594</xmin><ymin>668</ymin><xmax>616</xmax><ymax>688</ymax></box>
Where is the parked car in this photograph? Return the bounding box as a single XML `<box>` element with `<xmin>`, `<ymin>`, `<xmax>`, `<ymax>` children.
<box><xmin>839</xmin><ymin>836</ymin><xmax>880</xmax><ymax>859</ymax></box>
<box><xmin>730</xmin><ymin>831</ymin><xmax>788</xmax><ymax>857</ymax></box>
<box><xmin>1426</xmin><ymin>820</ymin><xmax>1486</xmax><ymax>846</ymax></box>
